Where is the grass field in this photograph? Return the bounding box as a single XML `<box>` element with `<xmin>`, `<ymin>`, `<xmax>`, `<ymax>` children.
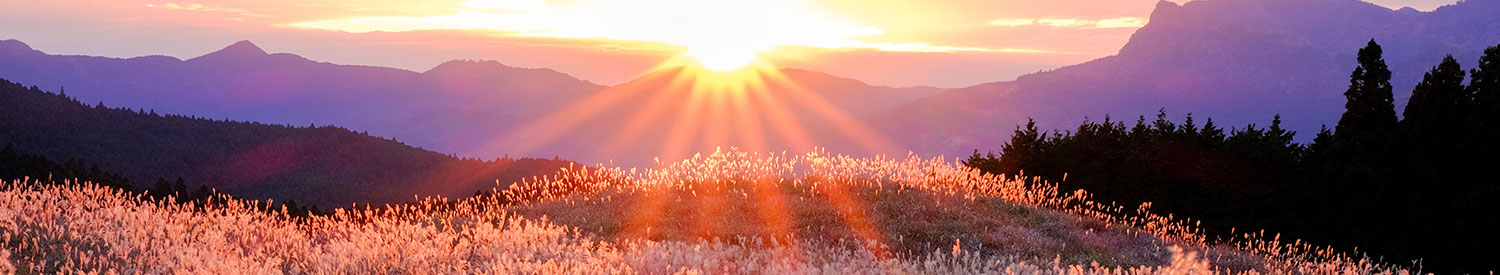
<box><xmin>0</xmin><ymin>148</ymin><xmax>1408</xmax><ymax>274</ymax></box>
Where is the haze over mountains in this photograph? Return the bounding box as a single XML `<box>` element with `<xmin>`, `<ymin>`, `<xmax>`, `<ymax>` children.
<box><xmin>0</xmin><ymin>39</ymin><xmax>939</xmax><ymax>165</ymax></box>
<box><xmin>0</xmin><ymin>39</ymin><xmax>604</xmax><ymax>157</ymax></box>
<box><xmin>492</xmin><ymin>66</ymin><xmax>941</xmax><ymax>164</ymax></box>
<box><xmin>2</xmin><ymin>0</ymin><xmax>1498</xmax><ymax>165</ymax></box>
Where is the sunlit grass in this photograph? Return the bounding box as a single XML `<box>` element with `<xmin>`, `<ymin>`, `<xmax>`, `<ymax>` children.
<box><xmin>0</xmin><ymin>148</ymin><xmax>1409</xmax><ymax>274</ymax></box>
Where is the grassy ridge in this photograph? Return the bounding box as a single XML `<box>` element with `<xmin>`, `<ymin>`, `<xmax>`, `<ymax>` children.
<box><xmin>0</xmin><ymin>149</ymin><xmax>1406</xmax><ymax>273</ymax></box>
<box><xmin>10</xmin><ymin>148</ymin><xmax>1399</xmax><ymax>273</ymax></box>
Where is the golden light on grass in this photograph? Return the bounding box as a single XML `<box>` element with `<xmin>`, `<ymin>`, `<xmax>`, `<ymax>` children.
<box><xmin>0</xmin><ymin>149</ymin><xmax>1409</xmax><ymax>273</ymax></box>
<box><xmin>484</xmin><ymin>60</ymin><xmax>906</xmax><ymax>252</ymax></box>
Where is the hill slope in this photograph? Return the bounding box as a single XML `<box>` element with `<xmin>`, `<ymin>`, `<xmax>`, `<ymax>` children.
<box><xmin>0</xmin><ymin>149</ymin><xmax>1405</xmax><ymax>273</ymax></box>
<box><xmin>0</xmin><ymin>78</ymin><xmax>571</xmax><ymax>206</ymax></box>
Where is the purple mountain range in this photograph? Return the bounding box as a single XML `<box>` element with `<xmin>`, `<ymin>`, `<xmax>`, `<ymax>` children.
<box><xmin>2</xmin><ymin>0</ymin><xmax>1498</xmax><ymax>165</ymax></box>
<box><xmin>874</xmin><ymin>0</ymin><xmax>1500</xmax><ymax>156</ymax></box>
<box><xmin>0</xmin><ymin>39</ymin><xmax>940</xmax><ymax>165</ymax></box>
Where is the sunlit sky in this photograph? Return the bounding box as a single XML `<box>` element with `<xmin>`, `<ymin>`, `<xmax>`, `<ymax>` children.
<box><xmin>0</xmin><ymin>0</ymin><xmax>1460</xmax><ymax>87</ymax></box>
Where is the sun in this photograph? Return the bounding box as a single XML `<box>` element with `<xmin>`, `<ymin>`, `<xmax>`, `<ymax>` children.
<box><xmin>684</xmin><ymin>45</ymin><xmax>761</xmax><ymax>71</ymax></box>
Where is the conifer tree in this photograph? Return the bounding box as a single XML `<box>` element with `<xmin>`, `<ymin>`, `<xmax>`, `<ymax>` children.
<box><xmin>1201</xmin><ymin>118</ymin><xmax>1226</xmax><ymax>143</ymax></box>
<box><xmin>1469</xmin><ymin>45</ymin><xmax>1500</xmax><ymax>153</ymax></box>
<box><xmin>1402</xmin><ymin>55</ymin><xmax>1467</xmax><ymax>138</ymax></box>
<box><xmin>1152</xmin><ymin>109</ymin><xmax>1176</xmax><ymax>136</ymax></box>
<box><xmin>1180</xmin><ymin>113</ymin><xmax>1199</xmax><ymax>139</ymax></box>
<box><xmin>1334</xmin><ymin>40</ymin><xmax>1398</xmax><ymax>158</ymax></box>
<box><xmin>1401</xmin><ymin>55</ymin><xmax>1468</xmax><ymax>176</ymax></box>
<box><xmin>997</xmin><ymin>119</ymin><xmax>1045</xmax><ymax>177</ymax></box>
<box><xmin>1266</xmin><ymin>115</ymin><xmax>1296</xmax><ymax>151</ymax></box>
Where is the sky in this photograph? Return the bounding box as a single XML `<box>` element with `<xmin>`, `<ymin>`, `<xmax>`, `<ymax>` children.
<box><xmin>0</xmin><ymin>0</ymin><xmax>1462</xmax><ymax>88</ymax></box>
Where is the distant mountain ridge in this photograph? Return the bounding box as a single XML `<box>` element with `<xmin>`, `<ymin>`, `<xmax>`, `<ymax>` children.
<box><xmin>0</xmin><ymin>40</ymin><xmax>941</xmax><ymax>164</ymax></box>
<box><xmin>0</xmin><ymin>78</ymin><xmax>573</xmax><ymax>206</ymax></box>
<box><xmin>872</xmin><ymin>0</ymin><xmax>1500</xmax><ymax>156</ymax></box>
<box><xmin>4</xmin><ymin>0</ymin><xmax>1493</xmax><ymax>163</ymax></box>
<box><xmin>0</xmin><ymin>40</ymin><xmax>604</xmax><ymax>157</ymax></box>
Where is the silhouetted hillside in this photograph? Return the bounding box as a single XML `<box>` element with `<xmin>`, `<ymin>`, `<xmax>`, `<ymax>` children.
<box><xmin>966</xmin><ymin>41</ymin><xmax>1500</xmax><ymax>273</ymax></box>
<box><xmin>874</xmin><ymin>0</ymin><xmax>1500</xmax><ymax>156</ymax></box>
<box><xmin>0</xmin><ymin>78</ymin><xmax>573</xmax><ymax>206</ymax></box>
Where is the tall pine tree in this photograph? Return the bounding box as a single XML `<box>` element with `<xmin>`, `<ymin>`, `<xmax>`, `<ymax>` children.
<box><xmin>1469</xmin><ymin>44</ymin><xmax>1500</xmax><ymax>159</ymax></box>
<box><xmin>1402</xmin><ymin>55</ymin><xmax>1467</xmax><ymax>140</ymax></box>
<box><xmin>965</xmin><ymin>118</ymin><xmax>1046</xmax><ymax>178</ymax></box>
<box><xmin>1472</xmin><ymin>45</ymin><xmax>1500</xmax><ymax>119</ymax></box>
<box><xmin>1398</xmin><ymin>55</ymin><xmax>1471</xmax><ymax>215</ymax></box>
<box><xmin>999</xmin><ymin>119</ymin><xmax>1046</xmax><ymax>177</ymax></box>
<box><xmin>1334</xmin><ymin>40</ymin><xmax>1398</xmax><ymax>160</ymax></box>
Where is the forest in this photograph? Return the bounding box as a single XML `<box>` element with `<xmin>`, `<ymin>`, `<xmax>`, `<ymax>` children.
<box><xmin>967</xmin><ymin>41</ymin><xmax>1500</xmax><ymax>273</ymax></box>
<box><xmin>0</xmin><ymin>143</ymin><xmax>334</xmax><ymax>216</ymax></box>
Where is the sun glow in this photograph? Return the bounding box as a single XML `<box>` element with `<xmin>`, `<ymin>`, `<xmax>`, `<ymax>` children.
<box><xmin>486</xmin><ymin>59</ymin><xmax>902</xmax><ymax>166</ymax></box>
<box><xmin>684</xmin><ymin>46</ymin><xmax>761</xmax><ymax>72</ymax></box>
<box><xmin>537</xmin><ymin>0</ymin><xmax>884</xmax><ymax>72</ymax></box>
<box><xmin>290</xmin><ymin>0</ymin><xmax>889</xmax><ymax>70</ymax></box>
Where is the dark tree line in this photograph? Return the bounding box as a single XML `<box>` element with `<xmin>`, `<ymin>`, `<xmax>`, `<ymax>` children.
<box><xmin>1</xmin><ymin>144</ymin><xmax>133</xmax><ymax>191</ymax></box>
<box><xmin>1</xmin><ymin>143</ymin><xmax>326</xmax><ymax>217</ymax></box>
<box><xmin>967</xmin><ymin>40</ymin><xmax>1500</xmax><ymax>273</ymax></box>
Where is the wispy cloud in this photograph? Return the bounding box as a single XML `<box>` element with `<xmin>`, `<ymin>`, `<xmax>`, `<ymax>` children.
<box><xmin>288</xmin><ymin>12</ymin><xmax>547</xmax><ymax>33</ymax></box>
<box><xmin>988</xmin><ymin>17</ymin><xmax>1146</xmax><ymax>29</ymax></box>
<box><xmin>145</xmin><ymin>2</ymin><xmax>275</xmax><ymax>18</ymax></box>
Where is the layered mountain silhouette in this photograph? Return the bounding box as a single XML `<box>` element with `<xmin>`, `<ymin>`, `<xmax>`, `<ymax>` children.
<box><xmin>2</xmin><ymin>0</ymin><xmax>1497</xmax><ymax>165</ymax></box>
<box><xmin>873</xmin><ymin>0</ymin><xmax>1500</xmax><ymax>155</ymax></box>
<box><xmin>0</xmin><ymin>40</ymin><xmax>938</xmax><ymax>164</ymax></box>
<box><xmin>0</xmin><ymin>40</ymin><xmax>602</xmax><ymax>157</ymax></box>
<box><xmin>0</xmin><ymin>78</ymin><xmax>572</xmax><ymax>206</ymax></box>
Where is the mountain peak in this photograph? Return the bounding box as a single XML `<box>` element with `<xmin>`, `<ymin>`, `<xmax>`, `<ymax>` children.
<box><xmin>219</xmin><ymin>40</ymin><xmax>267</xmax><ymax>56</ymax></box>
<box><xmin>425</xmin><ymin>59</ymin><xmax>519</xmax><ymax>74</ymax></box>
<box><xmin>1156</xmin><ymin>0</ymin><xmax>1181</xmax><ymax>9</ymax></box>
<box><xmin>1149</xmin><ymin>0</ymin><xmax>1187</xmax><ymax>21</ymax></box>
<box><xmin>0</xmin><ymin>39</ymin><xmax>36</xmax><ymax>54</ymax></box>
<box><xmin>190</xmin><ymin>40</ymin><xmax>268</xmax><ymax>62</ymax></box>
